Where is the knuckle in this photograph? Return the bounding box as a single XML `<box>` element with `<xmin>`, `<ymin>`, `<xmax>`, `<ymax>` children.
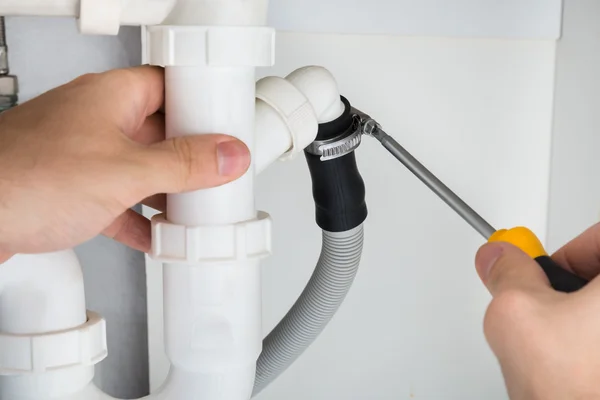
<box><xmin>169</xmin><ymin>137</ymin><xmax>197</xmax><ymax>189</ymax></box>
<box><xmin>103</xmin><ymin>69</ymin><xmax>138</xmax><ymax>94</ymax></box>
<box><xmin>70</xmin><ymin>72</ymin><xmax>100</xmax><ymax>88</ymax></box>
<box><xmin>484</xmin><ymin>289</ymin><xmax>537</xmax><ymax>341</ymax></box>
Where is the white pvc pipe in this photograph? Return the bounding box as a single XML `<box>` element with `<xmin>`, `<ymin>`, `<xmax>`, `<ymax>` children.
<box><xmin>162</xmin><ymin>0</ymin><xmax>268</xmax><ymax>26</ymax></box>
<box><xmin>0</xmin><ymin>251</ymin><xmax>86</xmax><ymax>334</ymax></box>
<box><xmin>165</xmin><ymin>67</ymin><xmax>256</xmax><ymax>226</ymax></box>
<box><xmin>0</xmin><ymin>251</ymin><xmax>91</xmax><ymax>399</ymax></box>
<box><xmin>0</xmin><ymin>0</ymin><xmax>78</xmax><ymax>17</ymax></box>
<box><xmin>0</xmin><ymin>367</ymin><xmax>95</xmax><ymax>399</ymax></box>
<box><xmin>160</xmin><ymin>65</ymin><xmax>261</xmax><ymax>399</ymax></box>
<box><xmin>254</xmin><ymin>99</ymin><xmax>292</xmax><ymax>174</ymax></box>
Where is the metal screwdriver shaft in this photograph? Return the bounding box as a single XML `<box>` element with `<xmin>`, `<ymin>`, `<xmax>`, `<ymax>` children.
<box><xmin>355</xmin><ymin>113</ymin><xmax>588</xmax><ymax>292</ymax></box>
<box><xmin>363</xmin><ymin>120</ymin><xmax>496</xmax><ymax>239</ymax></box>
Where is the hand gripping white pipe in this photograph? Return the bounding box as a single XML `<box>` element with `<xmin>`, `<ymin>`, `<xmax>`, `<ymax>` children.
<box><xmin>0</xmin><ymin>1</ymin><xmax>353</xmax><ymax>399</ymax></box>
<box><xmin>0</xmin><ymin>64</ymin><xmax>344</xmax><ymax>400</ymax></box>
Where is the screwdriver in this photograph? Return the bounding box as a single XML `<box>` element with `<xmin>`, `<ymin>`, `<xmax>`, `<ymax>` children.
<box><xmin>357</xmin><ymin>114</ymin><xmax>588</xmax><ymax>293</ymax></box>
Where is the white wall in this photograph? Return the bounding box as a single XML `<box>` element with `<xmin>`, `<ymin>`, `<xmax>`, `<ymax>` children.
<box><xmin>269</xmin><ymin>0</ymin><xmax>563</xmax><ymax>39</ymax></box>
<box><xmin>546</xmin><ymin>0</ymin><xmax>600</xmax><ymax>252</ymax></box>
<box><xmin>146</xmin><ymin>33</ymin><xmax>557</xmax><ymax>399</ymax></box>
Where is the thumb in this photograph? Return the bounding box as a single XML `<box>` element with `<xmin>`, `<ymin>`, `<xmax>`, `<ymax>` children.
<box><xmin>137</xmin><ymin>134</ymin><xmax>251</xmax><ymax>195</ymax></box>
<box><xmin>475</xmin><ymin>242</ymin><xmax>552</xmax><ymax>297</ymax></box>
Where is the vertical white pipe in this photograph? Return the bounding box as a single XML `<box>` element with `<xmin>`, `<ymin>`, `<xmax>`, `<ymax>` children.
<box><xmin>165</xmin><ymin>66</ymin><xmax>256</xmax><ymax>225</ymax></box>
<box><xmin>161</xmin><ymin>262</ymin><xmax>261</xmax><ymax>399</ymax></box>
<box><xmin>150</xmin><ymin>2</ymin><xmax>271</xmax><ymax>398</ymax></box>
<box><xmin>161</xmin><ymin>65</ymin><xmax>261</xmax><ymax>399</ymax></box>
<box><xmin>163</xmin><ymin>0</ymin><xmax>268</xmax><ymax>26</ymax></box>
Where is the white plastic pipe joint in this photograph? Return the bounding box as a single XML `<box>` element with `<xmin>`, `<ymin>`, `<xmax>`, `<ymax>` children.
<box><xmin>0</xmin><ymin>0</ymin><xmax>178</xmax><ymax>34</ymax></box>
<box><xmin>0</xmin><ymin>251</ymin><xmax>107</xmax><ymax>399</ymax></box>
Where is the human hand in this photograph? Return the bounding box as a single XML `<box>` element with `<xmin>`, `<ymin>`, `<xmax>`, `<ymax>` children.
<box><xmin>0</xmin><ymin>66</ymin><xmax>250</xmax><ymax>261</ymax></box>
<box><xmin>475</xmin><ymin>224</ymin><xmax>600</xmax><ymax>400</ymax></box>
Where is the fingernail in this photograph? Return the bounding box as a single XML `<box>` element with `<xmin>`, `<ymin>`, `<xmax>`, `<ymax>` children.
<box><xmin>217</xmin><ymin>140</ymin><xmax>250</xmax><ymax>176</ymax></box>
<box><xmin>476</xmin><ymin>243</ymin><xmax>504</xmax><ymax>282</ymax></box>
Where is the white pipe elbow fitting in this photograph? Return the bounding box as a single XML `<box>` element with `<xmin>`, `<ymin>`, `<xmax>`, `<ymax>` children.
<box><xmin>254</xmin><ymin>66</ymin><xmax>345</xmax><ymax>174</ymax></box>
<box><xmin>0</xmin><ymin>251</ymin><xmax>87</xmax><ymax>334</ymax></box>
<box><xmin>0</xmin><ymin>251</ymin><xmax>107</xmax><ymax>394</ymax></box>
<box><xmin>285</xmin><ymin>66</ymin><xmax>345</xmax><ymax>124</ymax></box>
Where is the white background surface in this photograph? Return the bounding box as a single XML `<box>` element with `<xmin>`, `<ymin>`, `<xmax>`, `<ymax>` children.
<box><xmin>143</xmin><ymin>32</ymin><xmax>557</xmax><ymax>400</ymax></box>
<box><xmin>547</xmin><ymin>0</ymin><xmax>600</xmax><ymax>253</ymax></box>
<box><xmin>268</xmin><ymin>0</ymin><xmax>563</xmax><ymax>39</ymax></box>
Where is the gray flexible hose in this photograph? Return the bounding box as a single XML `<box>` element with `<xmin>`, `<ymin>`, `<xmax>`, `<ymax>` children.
<box><xmin>253</xmin><ymin>224</ymin><xmax>364</xmax><ymax>396</ymax></box>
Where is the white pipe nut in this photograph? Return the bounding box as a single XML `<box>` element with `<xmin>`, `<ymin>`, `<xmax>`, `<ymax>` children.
<box><xmin>146</xmin><ymin>26</ymin><xmax>275</xmax><ymax>67</ymax></box>
<box><xmin>0</xmin><ymin>312</ymin><xmax>107</xmax><ymax>374</ymax></box>
<box><xmin>151</xmin><ymin>212</ymin><xmax>272</xmax><ymax>264</ymax></box>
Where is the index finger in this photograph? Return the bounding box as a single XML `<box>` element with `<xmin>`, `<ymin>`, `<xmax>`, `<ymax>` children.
<box><xmin>552</xmin><ymin>222</ymin><xmax>600</xmax><ymax>280</ymax></box>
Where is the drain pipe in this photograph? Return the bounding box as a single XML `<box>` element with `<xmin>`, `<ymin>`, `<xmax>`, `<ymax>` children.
<box><xmin>147</xmin><ymin>1</ymin><xmax>274</xmax><ymax>399</ymax></box>
<box><xmin>253</xmin><ymin>69</ymin><xmax>368</xmax><ymax>394</ymax></box>
<box><xmin>0</xmin><ymin>251</ymin><xmax>107</xmax><ymax>400</ymax></box>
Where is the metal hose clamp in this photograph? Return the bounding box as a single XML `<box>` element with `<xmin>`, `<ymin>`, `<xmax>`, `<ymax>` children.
<box><xmin>305</xmin><ymin>114</ymin><xmax>363</xmax><ymax>161</ymax></box>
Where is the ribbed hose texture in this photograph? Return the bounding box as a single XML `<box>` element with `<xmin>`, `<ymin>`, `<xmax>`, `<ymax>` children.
<box><xmin>253</xmin><ymin>225</ymin><xmax>364</xmax><ymax>396</ymax></box>
<box><xmin>0</xmin><ymin>17</ymin><xmax>6</xmax><ymax>47</ymax></box>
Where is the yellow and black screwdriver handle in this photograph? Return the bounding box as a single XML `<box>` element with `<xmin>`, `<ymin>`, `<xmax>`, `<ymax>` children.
<box><xmin>488</xmin><ymin>227</ymin><xmax>588</xmax><ymax>293</ymax></box>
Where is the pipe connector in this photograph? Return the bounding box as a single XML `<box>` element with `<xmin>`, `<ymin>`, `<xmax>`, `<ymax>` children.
<box><xmin>150</xmin><ymin>211</ymin><xmax>272</xmax><ymax>264</ymax></box>
<box><xmin>0</xmin><ymin>311</ymin><xmax>107</xmax><ymax>375</ymax></box>
<box><xmin>254</xmin><ymin>66</ymin><xmax>347</xmax><ymax>173</ymax></box>
<box><xmin>0</xmin><ymin>251</ymin><xmax>107</xmax><ymax>397</ymax></box>
<box><xmin>146</xmin><ymin>25</ymin><xmax>275</xmax><ymax>67</ymax></box>
<box><xmin>0</xmin><ymin>0</ymin><xmax>178</xmax><ymax>35</ymax></box>
<box><xmin>285</xmin><ymin>66</ymin><xmax>345</xmax><ymax>123</ymax></box>
<box><xmin>305</xmin><ymin>111</ymin><xmax>362</xmax><ymax>161</ymax></box>
<box><xmin>304</xmin><ymin>96</ymin><xmax>368</xmax><ymax>232</ymax></box>
<box><xmin>255</xmin><ymin>76</ymin><xmax>319</xmax><ymax>164</ymax></box>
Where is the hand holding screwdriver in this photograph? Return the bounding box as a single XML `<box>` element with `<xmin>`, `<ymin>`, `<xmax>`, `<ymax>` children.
<box><xmin>355</xmin><ymin>110</ymin><xmax>588</xmax><ymax>293</ymax></box>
